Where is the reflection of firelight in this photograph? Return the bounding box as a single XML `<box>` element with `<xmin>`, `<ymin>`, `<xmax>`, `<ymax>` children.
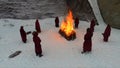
<box><xmin>59</xmin><ymin>10</ymin><xmax>76</xmax><ymax>41</ymax></box>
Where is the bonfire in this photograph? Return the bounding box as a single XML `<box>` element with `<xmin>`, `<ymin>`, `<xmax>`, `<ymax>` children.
<box><xmin>59</xmin><ymin>10</ymin><xmax>76</xmax><ymax>41</ymax></box>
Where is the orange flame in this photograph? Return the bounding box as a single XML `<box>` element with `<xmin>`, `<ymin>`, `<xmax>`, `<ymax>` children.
<box><xmin>60</xmin><ymin>10</ymin><xmax>75</xmax><ymax>36</ymax></box>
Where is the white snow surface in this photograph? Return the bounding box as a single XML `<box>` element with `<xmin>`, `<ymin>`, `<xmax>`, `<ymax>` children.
<box><xmin>0</xmin><ymin>0</ymin><xmax>120</xmax><ymax>68</ymax></box>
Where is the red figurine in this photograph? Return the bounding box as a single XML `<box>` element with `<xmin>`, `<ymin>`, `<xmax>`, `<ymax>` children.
<box><xmin>35</xmin><ymin>19</ymin><xmax>41</xmax><ymax>33</ymax></box>
<box><xmin>82</xmin><ymin>28</ymin><xmax>93</xmax><ymax>53</ymax></box>
<box><xmin>102</xmin><ymin>24</ymin><xmax>111</xmax><ymax>42</ymax></box>
<box><xmin>90</xmin><ymin>19</ymin><xmax>96</xmax><ymax>32</ymax></box>
<box><xmin>32</xmin><ymin>31</ymin><xmax>43</xmax><ymax>57</ymax></box>
<box><xmin>90</xmin><ymin>19</ymin><xmax>96</xmax><ymax>29</ymax></box>
<box><xmin>20</xmin><ymin>26</ymin><xmax>27</xmax><ymax>43</ymax></box>
<box><xmin>55</xmin><ymin>17</ymin><xmax>59</xmax><ymax>27</ymax></box>
<box><xmin>74</xmin><ymin>17</ymin><xmax>79</xmax><ymax>28</ymax></box>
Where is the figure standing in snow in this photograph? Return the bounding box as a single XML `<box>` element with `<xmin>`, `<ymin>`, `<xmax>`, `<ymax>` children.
<box><xmin>74</xmin><ymin>17</ymin><xmax>79</xmax><ymax>28</ymax></box>
<box><xmin>32</xmin><ymin>31</ymin><xmax>43</xmax><ymax>57</ymax></box>
<box><xmin>82</xmin><ymin>28</ymin><xmax>93</xmax><ymax>53</ymax></box>
<box><xmin>90</xmin><ymin>19</ymin><xmax>96</xmax><ymax>32</ymax></box>
<box><xmin>20</xmin><ymin>26</ymin><xmax>27</xmax><ymax>43</ymax></box>
<box><xmin>55</xmin><ymin>17</ymin><xmax>59</xmax><ymax>27</ymax></box>
<box><xmin>35</xmin><ymin>19</ymin><xmax>41</xmax><ymax>33</ymax></box>
<box><xmin>102</xmin><ymin>24</ymin><xmax>111</xmax><ymax>42</ymax></box>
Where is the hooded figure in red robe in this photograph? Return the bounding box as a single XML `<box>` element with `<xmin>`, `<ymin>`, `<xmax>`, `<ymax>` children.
<box><xmin>74</xmin><ymin>17</ymin><xmax>79</xmax><ymax>28</ymax></box>
<box><xmin>90</xmin><ymin>19</ymin><xmax>96</xmax><ymax>32</ymax></box>
<box><xmin>55</xmin><ymin>17</ymin><xmax>59</xmax><ymax>27</ymax></box>
<box><xmin>35</xmin><ymin>19</ymin><xmax>41</xmax><ymax>33</ymax></box>
<box><xmin>82</xmin><ymin>28</ymin><xmax>93</xmax><ymax>53</ymax></box>
<box><xmin>20</xmin><ymin>26</ymin><xmax>27</xmax><ymax>43</ymax></box>
<box><xmin>102</xmin><ymin>24</ymin><xmax>111</xmax><ymax>42</ymax></box>
<box><xmin>32</xmin><ymin>31</ymin><xmax>43</xmax><ymax>57</ymax></box>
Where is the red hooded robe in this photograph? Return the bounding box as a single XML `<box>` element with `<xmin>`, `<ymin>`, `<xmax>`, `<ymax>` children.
<box><xmin>83</xmin><ymin>28</ymin><xmax>93</xmax><ymax>52</ymax></box>
<box><xmin>33</xmin><ymin>32</ymin><xmax>42</xmax><ymax>55</ymax></box>
<box><xmin>55</xmin><ymin>17</ymin><xmax>59</xmax><ymax>27</ymax></box>
<box><xmin>20</xmin><ymin>26</ymin><xmax>27</xmax><ymax>43</ymax></box>
<box><xmin>102</xmin><ymin>24</ymin><xmax>111</xmax><ymax>42</ymax></box>
<box><xmin>35</xmin><ymin>19</ymin><xmax>41</xmax><ymax>33</ymax></box>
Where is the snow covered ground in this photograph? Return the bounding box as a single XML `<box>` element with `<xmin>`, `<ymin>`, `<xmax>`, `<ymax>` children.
<box><xmin>0</xmin><ymin>0</ymin><xmax>120</xmax><ymax>68</ymax></box>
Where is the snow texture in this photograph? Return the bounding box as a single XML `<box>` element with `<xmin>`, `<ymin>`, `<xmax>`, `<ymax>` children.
<box><xmin>0</xmin><ymin>0</ymin><xmax>66</xmax><ymax>19</ymax></box>
<box><xmin>0</xmin><ymin>0</ymin><xmax>120</xmax><ymax>68</ymax></box>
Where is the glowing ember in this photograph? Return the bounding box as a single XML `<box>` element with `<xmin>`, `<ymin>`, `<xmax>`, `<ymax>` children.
<box><xmin>59</xmin><ymin>10</ymin><xmax>76</xmax><ymax>40</ymax></box>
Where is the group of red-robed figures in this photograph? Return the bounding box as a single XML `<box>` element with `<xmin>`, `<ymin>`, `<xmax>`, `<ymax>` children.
<box><xmin>82</xmin><ymin>19</ymin><xmax>95</xmax><ymax>53</ymax></box>
<box><xmin>54</xmin><ymin>17</ymin><xmax>111</xmax><ymax>54</ymax></box>
<box><xmin>20</xmin><ymin>17</ymin><xmax>111</xmax><ymax>56</ymax></box>
<box><xmin>82</xmin><ymin>19</ymin><xmax>111</xmax><ymax>53</ymax></box>
<box><xmin>20</xmin><ymin>19</ymin><xmax>42</xmax><ymax>57</ymax></box>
